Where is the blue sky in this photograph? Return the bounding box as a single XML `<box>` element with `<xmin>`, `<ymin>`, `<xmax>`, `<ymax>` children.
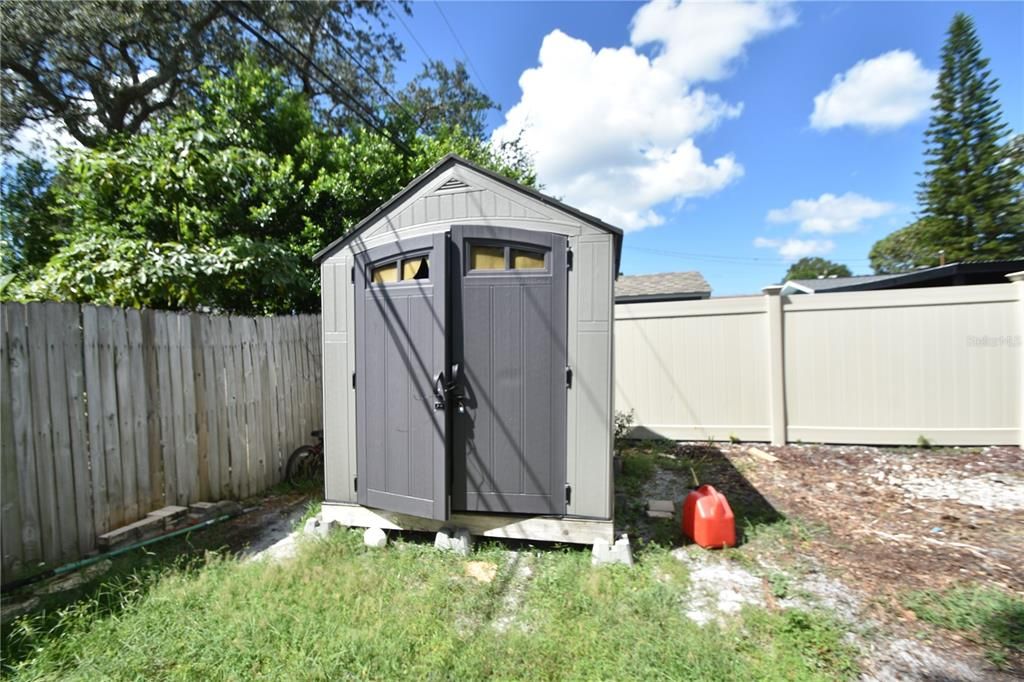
<box><xmin>393</xmin><ymin>1</ymin><xmax>1023</xmax><ymax>295</ymax></box>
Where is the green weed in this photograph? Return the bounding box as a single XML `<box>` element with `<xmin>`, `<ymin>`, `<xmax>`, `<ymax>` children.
<box><xmin>904</xmin><ymin>584</ymin><xmax>1024</xmax><ymax>666</ymax></box>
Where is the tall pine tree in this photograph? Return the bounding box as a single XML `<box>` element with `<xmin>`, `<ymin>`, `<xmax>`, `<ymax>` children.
<box><xmin>916</xmin><ymin>12</ymin><xmax>1022</xmax><ymax>262</ymax></box>
<box><xmin>871</xmin><ymin>13</ymin><xmax>1022</xmax><ymax>273</ymax></box>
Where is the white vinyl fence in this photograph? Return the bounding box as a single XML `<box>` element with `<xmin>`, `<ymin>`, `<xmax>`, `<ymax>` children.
<box><xmin>1</xmin><ymin>303</ymin><xmax>322</xmax><ymax>581</ymax></box>
<box><xmin>615</xmin><ymin>276</ymin><xmax>1023</xmax><ymax>448</ymax></box>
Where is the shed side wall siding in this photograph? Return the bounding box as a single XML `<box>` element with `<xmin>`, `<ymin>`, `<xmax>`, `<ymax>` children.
<box><xmin>614</xmin><ymin>283</ymin><xmax>1022</xmax><ymax>446</ymax></box>
<box><xmin>322</xmin><ymin>258</ymin><xmax>356</xmax><ymax>503</ymax></box>
<box><xmin>566</xmin><ymin>234</ymin><xmax>615</xmax><ymax>519</ymax></box>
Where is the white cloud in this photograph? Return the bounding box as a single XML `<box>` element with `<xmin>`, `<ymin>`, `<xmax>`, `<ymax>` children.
<box><xmin>810</xmin><ymin>50</ymin><xmax>936</xmax><ymax>132</ymax></box>
<box><xmin>767</xmin><ymin>192</ymin><xmax>895</xmax><ymax>234</ymax></box>
<box><xmin>778</xmin><ymin>238</ymin><xmax>834</xmax><ymax>259</ymax></box>
<box><xmin>754</xmin><ymin>237</ymin><xmax>835</xmax><ymax>260</ymax></box>
<box><xmin>492</xmin><ymin>1</ymin><xmax>794</xmax><ymax>232</ymax></box>
<box><xmin>631</xmin><ymin>0</ymin><xmax>797</xmax><ymax>83</ymax></box>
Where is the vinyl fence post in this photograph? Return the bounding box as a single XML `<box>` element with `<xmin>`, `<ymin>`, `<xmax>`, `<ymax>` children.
<box><xmin>1007</xmin><ymin>271</ymin><xmax>1024</xmax><ymax>448</ymax></box>
<box><xmin>762</xmin><ymin>285</ymin><xmax>787</xmax><ymax>446</ymax></box>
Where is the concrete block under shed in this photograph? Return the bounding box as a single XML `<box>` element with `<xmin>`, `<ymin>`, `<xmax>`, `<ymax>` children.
<box><xmin>435</xmin><ymin>527</ymin><xmax>472</xmax><ymax>555</ymax></box>
<box><xmin>363</xmin><ymin>527</ymin><xmax>388</xmax><ymax>548</ymax></box>
<box><xmin>592</xmin><ymin>535</ymin><xmax>634</xmax><ymax>567</ymax></box>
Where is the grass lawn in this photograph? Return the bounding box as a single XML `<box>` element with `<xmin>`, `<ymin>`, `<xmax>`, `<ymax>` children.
<box><xmin>2</xmin><ymin>519</ymin><xmax>857</xmax><ymax>681</ymax></box>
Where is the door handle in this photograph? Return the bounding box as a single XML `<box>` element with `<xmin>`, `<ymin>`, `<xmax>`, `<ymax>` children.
<box><xmin>447</xmin><ymin>363</ymin><xmax>466</xmax><ymax>414</ymax></box>
<box><xmin>432</xmin><ymin>371</ymin><xmax>446</xmax><ymax>410</ymax></box>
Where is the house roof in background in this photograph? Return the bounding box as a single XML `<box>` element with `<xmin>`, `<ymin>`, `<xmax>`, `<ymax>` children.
<box><xmin>615</xmin><ymin>271</ymin><xmax>711</xmax><ymax>302</ymax></box>
<box><xmin>781</xmin><ymin>258</ymin><xmax>1024</xmax><ymax>295</ymax></box>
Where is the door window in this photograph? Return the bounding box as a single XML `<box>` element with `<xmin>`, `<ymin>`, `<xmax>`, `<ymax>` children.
<box><xmin>511</xmin><ymin>248</ymin><xmax>545</xmax><ymax>270</ymax></box>
<box><xmin>467</xmin><ymin>242</ymin><xmax>549</xmax><ymax>272</ymax></box>
<box><xmin>469</xmin><ymin>245</ymin><xmax>506</xmax><ymax>270</ymax></box>
<box><xmin>371</xmin><ymin>262</ymin><xmax>399</xmax><ymax>284</ymax></box>
<box><xmin>369</xmin><ymin>254</ymin><xmax>430</xmax><ymax>284</ymax></box>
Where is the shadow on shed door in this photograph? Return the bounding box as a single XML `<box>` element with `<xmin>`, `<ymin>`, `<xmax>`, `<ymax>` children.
<box><xmin>448</xmin><ymin>226</ymin><xmax>568</xmax><ymax>516</ymax></box>
<box><xmin>354</xmin><ymin>234</ymin><xmax>448</xmax><ymax>520</ymax></box>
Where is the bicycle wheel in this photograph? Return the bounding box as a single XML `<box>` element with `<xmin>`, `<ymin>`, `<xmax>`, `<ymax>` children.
<box><xmin>286</xmin><ymin>445</ymin><xmax>319</xmax><ymax>486</ymax></box>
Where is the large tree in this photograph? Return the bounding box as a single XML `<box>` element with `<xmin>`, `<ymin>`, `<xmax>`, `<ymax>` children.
<box><xmin>3</xmin><ymin>61</ymin><xmax>533</xmax><ymax>314</ymax></box>
<box><xmin>783</xmin><ymin>257</ymin><xmax>852</xmax><ymax>282</ymax></box>
<box><xmin>870</xmin><ymin>13</ymin><xmax>1022</xmax><ymax>273</ymax></box>
<box><xmin>0</xmin><ymin>1</ymin><xmax>410</xmax><ymax>149</ymax></box>
<box><xmin>395</xmin><ymin>60</ymin><xmax>496</xmax><ymax>139</ymax></box>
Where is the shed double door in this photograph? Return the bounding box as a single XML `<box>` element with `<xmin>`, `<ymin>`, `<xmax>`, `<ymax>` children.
<box><xmin>354</xmin><ymin>226</ymin><xmax>567</xmax><ymax>520</ymax></box>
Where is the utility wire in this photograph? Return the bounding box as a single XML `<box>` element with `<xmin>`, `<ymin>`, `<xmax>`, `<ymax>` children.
<box><xmin>216</xmin><ymin>0</ymin><xmax>414</xmax><ymax>155</ymax></box>
<box><xmin>395</xmin><ymin>8</ymin><xmax>435</xmax><ymax>65</ymax></box>
<box><xmin>232</xmin><ymin>0</ymin><xmax>384</xmax><ymax>127</ymax></box>
<box><xmin>433</xmin><ymin>1</ymin><xmax>493</xmax><ymax>102</ymax></box>
<box><xmin>625</xmin><ymin>245</ymin><xmax>871</xmax><ymax>266</ymax></box>
<box><xmin>309</xmin><ymin>11</ymin><xmax>424</xmax><ymax>132</ymax></box>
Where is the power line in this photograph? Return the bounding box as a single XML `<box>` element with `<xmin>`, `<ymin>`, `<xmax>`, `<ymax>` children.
<box><xmin>232</xmin><ymin>1</ymin><xmax>384</xmax><ymax>126</ymax></box>
<box><xmin>624</xmin><ymin>245</ymin><xmax>872</xmax><ymax>266</ymax></box>
<box><xmin>216</xmin><ymin>0</ymin><xmax>414</xmax><ymax>155</ymax></box>
<box><xmin>433</xmin><ymin>1</ymin><xmax>493</xmax><ymax>101</ymax></box>
<box><xmin>310</xmin><ymin>13</ymin><xmax>423</xmax><ymax>131</ymax></box>
<box><xmin>395</xmin><ymin>9</ymin><xmax>434</xmax><ymax>65</ymax></box>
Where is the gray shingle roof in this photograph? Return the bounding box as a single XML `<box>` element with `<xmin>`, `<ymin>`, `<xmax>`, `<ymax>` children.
<box><xmin>615</xmin><ymin>271</ymin><xmax>711</xmax><ymax>301</ymax></box>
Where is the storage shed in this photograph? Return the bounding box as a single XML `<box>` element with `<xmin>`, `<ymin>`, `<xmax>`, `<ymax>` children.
<box><xmin>313</xmin><ymin>154</ymin><xmax>622</xmax><ymax>544</ymax></box>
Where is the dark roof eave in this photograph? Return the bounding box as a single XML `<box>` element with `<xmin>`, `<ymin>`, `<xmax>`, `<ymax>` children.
<box><xmin>827</xmin><ymin>260</ymin><xmax>1024</xmax><ymax>292</ymax></box>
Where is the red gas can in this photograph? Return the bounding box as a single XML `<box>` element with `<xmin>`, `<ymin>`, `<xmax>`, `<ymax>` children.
<box><xmin>682</xmin><ymin>485</ymin><xmax>736</xmax><ymax>549</ymax></box>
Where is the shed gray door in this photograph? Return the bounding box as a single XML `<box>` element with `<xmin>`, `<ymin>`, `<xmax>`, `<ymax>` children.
<box><xmin>449</xmin><ymin>226</ymin><xmax>568</xmax><ymax>515</ymax></box>
<box><xmin>354</xmin><ymin>235</ymin><xmax>448</xmax><ymax>520</ymax></box>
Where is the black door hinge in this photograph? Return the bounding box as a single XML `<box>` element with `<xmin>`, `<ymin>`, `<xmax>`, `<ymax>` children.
<box><xmin>354</xmin><ymin>476</ymin><xmax>358</xmax><ymax>492</ymax></box>
<box><xmin>565</xmin><ymin>484</ymin><xmax>572</xmax><ymax>506</ymax></box>
<box><xmin>351</xmin><ymin>266</ymin><xmax>355</xmax><ymax>283</ymax></box>
<box><xmin>566</xmin><ymin>248</ymin><xmax>573</xmax><ymax>271</ymax></box>
<box><xmin>565</xmin><ymin>365</ymin><xmax>573</xmax><ymax>388</ymax></box>
<box><xmin>352</xmin><ymin>372</ymin><xmax>356</xmax><ymax>388</ymax></box>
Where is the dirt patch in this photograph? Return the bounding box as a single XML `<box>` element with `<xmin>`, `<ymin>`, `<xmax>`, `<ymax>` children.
<box><xmin>618</xmin><ymin>440</ymin><xmax>1024</xmax><ymax>677</ymax></box>
<box><xmin>492</xmin><ymin>552</ymin><xmax>534</xmax><ymax>633</ymax></box>
<box><xmin>726</xmin><ymin>444</ymin><xmax>1024</xmax><ymax>597</ymax></box>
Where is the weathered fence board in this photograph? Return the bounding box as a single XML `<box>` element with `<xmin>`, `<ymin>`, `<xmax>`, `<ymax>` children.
<box><xmin>1</xmin><ymin>304</ymin><xmax>324</xmax><ymax>582</ymax></box>
<box><xmin>82</xmin><ymin>306</ymin><xmax>109</xmax><ymax>538</ymax></box>
<box><xmin>26</xmin><ymin>303</ymin><xmax>61</xmax><ymax>565</ymax></box>
<box><xmin>1</xmin><ymin>306</ymin><xmax>23</xmax><ymax>575</ymax></box>
<box><xmin>44</xmin><ymin>303</ymin><xmax>78</xmax><ymax>562</ymax></box>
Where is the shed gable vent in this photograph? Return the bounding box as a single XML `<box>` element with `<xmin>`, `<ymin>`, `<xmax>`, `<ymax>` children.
<box><xmin>436</xmin><ymin>177</ymin><xmax>470</xmax><ymax>192</ymax></box>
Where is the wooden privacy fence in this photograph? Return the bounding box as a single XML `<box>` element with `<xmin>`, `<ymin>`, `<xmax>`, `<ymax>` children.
<box><xmin>1</xmin><ymin>302</ymin><xmax>322</xmax><ymax>580</ymax></box>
